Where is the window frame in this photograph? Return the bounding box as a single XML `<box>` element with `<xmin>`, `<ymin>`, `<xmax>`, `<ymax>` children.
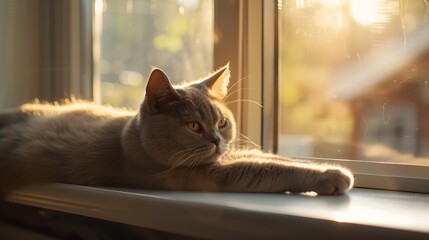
<box><xmin>214</xmin><ymin>0</ymin><xmax>264</xmax><ymax>147</ymax></box>
<box><xmin>262</xmin><ymin>0</ymin><xmax>279</xmax><ymax>153</ymax></box>
<box><xmin>42</xmin><ymin>0</ymin><xmax>93</xmax><ymax>101</ymax></box>
<box><xmin>0</xmin><ymin>0</ymin><xmax>93</xmax><ymax>109</ymax></box>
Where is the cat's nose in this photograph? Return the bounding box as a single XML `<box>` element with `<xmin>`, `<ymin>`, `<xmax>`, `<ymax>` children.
<box><xmin>208</xmin><ymin>133</ymin><xmax>220</xmax><ymax>146</ymax></box>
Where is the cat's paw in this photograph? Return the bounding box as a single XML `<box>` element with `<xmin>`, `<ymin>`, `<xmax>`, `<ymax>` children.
<box><xmin>314</xmin><ymin>168</ymin><xmax>354</xmax><ymax>195</ymax></box>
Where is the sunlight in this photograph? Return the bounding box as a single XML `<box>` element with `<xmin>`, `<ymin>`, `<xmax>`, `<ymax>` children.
<box><xmin>296</xmin><ymin>0</ymin><xmax>304</xmax><ymax>8</ymax></box>
<box><xmin>317</xmin><ymin>0</ymin><xmax>342</xmax><ymax>7</ymax></box>
<box><xmin>94</xmin><ymin>0</ymin><xmax>105</xmax><ymax>13</ymax></box>
<box><xmin>350</xmin><ymin>0</ymin><xmax>383</xmax><ymax>25</ymax></box>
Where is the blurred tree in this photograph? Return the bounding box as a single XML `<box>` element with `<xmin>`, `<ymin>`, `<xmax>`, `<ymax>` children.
<box><xmin>99</xmin><ymin>0</ymin><xmax>213</xmax><ymax>109</ymax></box>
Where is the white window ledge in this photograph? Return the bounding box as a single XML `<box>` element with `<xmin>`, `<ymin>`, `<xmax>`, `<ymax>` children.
<box><xmin>4</xmin><ymin>184</ymin><xmax>429</xmax><ymax>240</ymax></box>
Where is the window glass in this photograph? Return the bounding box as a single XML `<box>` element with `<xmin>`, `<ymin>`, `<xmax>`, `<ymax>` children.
<box><xmin>278</xmin><ymin>0</ymin><xmax>429</xmax><ymax>165</ymax></box>
<box><xmin>96</xmin><ymin>0</ymin><xmax>213</xmax><ymax>109</ymax></box>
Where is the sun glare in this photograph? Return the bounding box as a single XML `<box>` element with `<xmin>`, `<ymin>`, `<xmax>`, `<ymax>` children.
<box><xmin>95</xmin><ymin>0</ymin><xmax>105</xmax><ymax>13</ymax></box>
<box><xmin>350</xmin><ymin>0</ymin><xmax>383</xmax><ymax>25</ymax></box>
<box><xmin>318</xmin><ymin>0</ymin><xmax>342</xmax><ymax>7</ymax></box>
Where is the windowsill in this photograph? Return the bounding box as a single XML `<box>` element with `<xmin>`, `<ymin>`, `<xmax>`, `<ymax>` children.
<box><xmin>4</xmin><ymin>184</ymin><xmax>429</xmax><ymax>240</ymax></box>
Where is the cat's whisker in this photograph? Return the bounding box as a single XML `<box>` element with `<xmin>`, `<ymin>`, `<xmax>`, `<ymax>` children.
<box><xmin>175</xmin><ymin>145</ymin><xmax>213</xmax><ymax>174</ymax></box>
<box><xmin>221</xmin><ymin>75</ymin><xmax>250</xmax><ymax>103</ymax></box>
<box><xmin>152</xmin><ymin>150</ymin><xmax>195</xmax><ymax>178</ymax></box>
<box><xmin>225</xmin><ymin>99</ymin><xmax>263</xmax><ymax>108</ymax></box>
<box><xmin>184</xmin><ymin>153</ymin><xmax>203</xmax><ymax>174</ymax></box>
<box><xmin>232</xmin><ymin>144</ymin><xmax>254</xmax><ymax>151</ymax></box>
<box><xmin>172</xmin><ymin>152</ymin><xmax>194</xmax><ymax>169</ymax></box>
<box><xmin>227</xmin><ymin>75</ymin><xmax>249</xmax><ymax>92</ymax></box>
<box><xmin>232</xmin><ymin>140</ymin><xmax>256</xmax><ymax>147</ymax></box>
<box><xmin>164</xmin><ymin>155</ymin><xmax>198</xmax><ymax>177</ymax></box>
<box><xmin>168</xmin><ymin>147</ymin><xmax>195</xmax><ymax>163</ymax></box>
<box><xmin>232</xmin><ymin>143</ymin><xmax>250</xmax><ymax>149</ymax></box>
<box><xmin>220</xmin><ymin>87</ymin><xmax>253</xmax><ymax>104</ymax></box>
<box><xmin>178</xmin><ymin>149</ymin><xmax>204</xmax><ymax>167</ymax></box>
<box><xmin>237</xmin><ymin>134</ymin><xmax>262</xmax><ymax>149</ymax></box>
<box><xmin>166</xmin><ymin>147</ymin><xmax>199</xmax><ymax>174</ymax></box>
<box><xmin>169</xmin><ymin>152</ymin><xmax>193</xmax><ymax>170</ymax></box>
<box><xmin>235</xmin><ymin>139</ymin><xmax>255</xmax><ymax>147</ymax></box>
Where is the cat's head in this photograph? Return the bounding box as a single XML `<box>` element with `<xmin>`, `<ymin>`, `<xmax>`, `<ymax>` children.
<box><xmin>138</xmin><ymin>64</ymin><xmax>236</xmax><ymax>167</ymax></box>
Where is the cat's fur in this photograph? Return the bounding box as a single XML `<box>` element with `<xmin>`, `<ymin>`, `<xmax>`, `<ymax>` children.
<box><xmin>0</xmin><ymin>64</ymin><xmax>353</xmax><ymax>197</ymax></box>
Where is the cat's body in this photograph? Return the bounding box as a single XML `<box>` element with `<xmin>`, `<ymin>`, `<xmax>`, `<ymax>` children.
<box><xmin>0</xmin><ymin>65</ymin><xmax>353</xmax><ymax>197</ymax></box>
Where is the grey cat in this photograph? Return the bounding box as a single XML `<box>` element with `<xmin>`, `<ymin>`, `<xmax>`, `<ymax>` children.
<box><xmin>0</xmin><ymin>64</ymin><xmax>353</xmax><ymax>197</ymax></box>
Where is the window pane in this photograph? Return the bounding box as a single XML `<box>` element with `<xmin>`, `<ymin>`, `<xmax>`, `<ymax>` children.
<box><xmin>96</xmin><ymin>0</ymin><xmax>213</xmax><ymax>109</ymax></box>
<box><xmin>278</xmin><ymin>0</ymin><xmax>429</xmax><ymax>165</ymax></box>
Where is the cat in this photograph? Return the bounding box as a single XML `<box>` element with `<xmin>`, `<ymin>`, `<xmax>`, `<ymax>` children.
<box><xmin>0</xmin><ymin>64</ymin><xmax>353</xmax><ymax>197</ymax></box>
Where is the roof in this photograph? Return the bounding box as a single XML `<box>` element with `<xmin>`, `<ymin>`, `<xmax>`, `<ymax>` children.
<box><xmin>331</xmin><ymin>23</ymin><xmax>429</xmax><ymax>101</ymax></box>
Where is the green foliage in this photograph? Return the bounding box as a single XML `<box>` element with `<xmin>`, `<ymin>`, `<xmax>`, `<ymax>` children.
<box><xmin>99</xmin><ymin>0</ymin><xmax>213</xmax><ymax>109</ymax></box>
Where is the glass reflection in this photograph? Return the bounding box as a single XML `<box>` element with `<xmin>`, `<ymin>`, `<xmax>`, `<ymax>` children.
<box><xmin>279</xmin><ymin>0</ymin><xmax>429</xmax><ymax>165</ymax></box>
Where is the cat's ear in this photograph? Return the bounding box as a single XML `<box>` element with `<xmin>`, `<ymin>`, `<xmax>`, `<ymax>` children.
<box><xmin>201</xmin><ymin>63</ymin><xmax>230</xmax><ymax>100</ymax></box>
<box><xmin>144</xmin><ymin>68</ymin><xmax>180</xmax><ymax>112</ymax></box>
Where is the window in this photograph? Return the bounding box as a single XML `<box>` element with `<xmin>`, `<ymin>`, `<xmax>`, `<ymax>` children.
<box><xmin>91</xmin><ymin>0</ymin><xmax>429</xmax><ymax>192</ymax></box>
<box><xmin>95</xmin><ymin>0</ymin><xmax>214</xmax><ymax>109</ymax></box>
<box><xmin>276</xmin><ymin>0</ymin><xmax>429</xmax><ymax>192</ymax></box>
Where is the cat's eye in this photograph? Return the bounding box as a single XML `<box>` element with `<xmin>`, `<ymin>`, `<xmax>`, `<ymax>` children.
<box><xmin>218</xmin><ymin>118</ymin><xmax>228</xmax><ymax>128</ymax></box>
<box><xmin>186</xmin><ymin>122</ymin><xmax>201</xmax><ymax>132</ymax></box>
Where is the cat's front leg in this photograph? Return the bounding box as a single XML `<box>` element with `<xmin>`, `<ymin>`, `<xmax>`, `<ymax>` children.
<box><xmin>169</xmin><ymin>154</ymin><xmax>353</xmax><ymax>195</ymax></box>
<box><xmin>311</xmin><ymin>168</ymin><xmax>353</xmax><ymax>195</ymax></box>
<box><xmin>210</xmin><ymin>159</ymin><xmax>353</xmax><ymax>195</ymax></box>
